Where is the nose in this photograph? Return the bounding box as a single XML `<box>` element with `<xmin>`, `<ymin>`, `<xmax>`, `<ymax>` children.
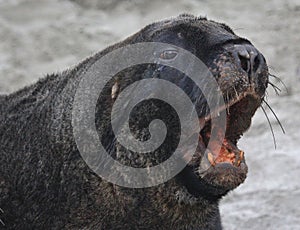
<box><xmin>231</xmin><ymin>44</ymin><xmax>266</xmax><ymax>80</ymax></box>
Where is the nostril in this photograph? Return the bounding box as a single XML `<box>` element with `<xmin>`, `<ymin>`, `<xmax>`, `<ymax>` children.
<box><xmin>238</xmin><ymin>54</ymin><xmax>250</xmax><ymax>73</ymax></box>
<box><xmin>231</xmin><ymin>45</ymin><xmax>265</xmax><ymax>76</ymax></box>
<box><xmin>253</xmin><ymin>55</ymin><xmax>260</xmax><ymax>73</ymax></box>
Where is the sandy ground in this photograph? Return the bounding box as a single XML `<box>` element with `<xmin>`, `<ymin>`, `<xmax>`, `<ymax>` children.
<box><xmin>0</xmin><ymin>0</ymin><xmax>299</xmax><ymax>229</ymax></box>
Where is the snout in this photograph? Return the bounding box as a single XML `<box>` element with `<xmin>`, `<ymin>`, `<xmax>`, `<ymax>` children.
<box><xmin>229</xmin><ymin>44</ymin><xmax>268</xmax><ymax>95</ymax></box>
<box><xmin>231</xmin><ymin>44</ymin><xmax>266</xmax><ymax>77</ymax></box>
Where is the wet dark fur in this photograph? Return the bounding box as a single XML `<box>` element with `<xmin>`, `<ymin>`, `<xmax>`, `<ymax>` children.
<box><xmin>0</xmin><ymin>14</ymin><xmax>267</xmax><ymax>229</ymax></box>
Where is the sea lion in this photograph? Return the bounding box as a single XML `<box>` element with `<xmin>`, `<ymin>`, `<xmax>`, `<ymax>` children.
<box><xmin>0</xmin><ymin>14</ymin><xmax>269</xmax><ymax>229</ymax></box>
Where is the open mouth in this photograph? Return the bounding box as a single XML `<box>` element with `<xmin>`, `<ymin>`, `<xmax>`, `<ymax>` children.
<box><xmin>198</xmin><ymin>92</ymin><xmax>262</xmax><ymax>169</ymax></box>
<box><xmin>180</xmin><ymin>92</ymin><xmax>262</xmax><ymax>197</ymax></box>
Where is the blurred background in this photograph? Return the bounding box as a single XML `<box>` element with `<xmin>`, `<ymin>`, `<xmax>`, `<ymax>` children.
<box><xmin>0</xmin><ymin>0</ymin><xmax>299</xmax><ymax>229</ymax></box>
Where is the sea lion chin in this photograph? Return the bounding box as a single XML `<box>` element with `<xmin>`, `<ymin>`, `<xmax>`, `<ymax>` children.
<box><xmin>0</xmin><ymin>14</ymin><xmax>269</xmax><ymax>229</ymax></box>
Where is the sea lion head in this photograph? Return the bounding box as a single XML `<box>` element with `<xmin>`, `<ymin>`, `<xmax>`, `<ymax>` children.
<box><xmin>96</xmin><ymin>14</ymin><xmax>269</xmax><ymax>200</ymax></box>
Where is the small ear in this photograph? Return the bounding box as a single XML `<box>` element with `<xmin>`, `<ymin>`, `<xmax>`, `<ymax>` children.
<box><xmin>111</xmin><ymin>81</ymin><xmax>119</xmax><ymax>100</ymax></box>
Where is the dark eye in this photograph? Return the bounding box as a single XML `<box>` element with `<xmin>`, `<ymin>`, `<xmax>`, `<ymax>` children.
<box><xmin>159</xmin><ymin>49</ymin><xmax>178</xmax><ymax>60</ymax></box>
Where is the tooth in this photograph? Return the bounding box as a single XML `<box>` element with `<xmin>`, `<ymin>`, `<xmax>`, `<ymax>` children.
<box><xmin>207</xmin><ymin>152</ymin><xmax>215</xmax><ymax>166</ymax></box>
<box><xmin>239</xmin><ymin>151</ymin><xmax>244</xmax><ymax>160</ymax></box>
<box><xmin>111</xmin><ymin>81</ymin><xmax>119</xmax><ymax>100</ymax></box>
<box><xmin>235</xmin><ymin>151</ymin><xmax>245</xmax><ymax>166</ymax></box>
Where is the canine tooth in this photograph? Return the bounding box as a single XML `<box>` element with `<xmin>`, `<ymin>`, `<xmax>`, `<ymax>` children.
<box><xmin>111</xmin><ymin>81</ymin><xmax>119</xmax><ymax>100</ymax></box>
<box><xmin>207</xmin><ymin>152</ymin><xmax>215</xmax><ymax>166</ymax></box>
<box><xmin>239</xmin><ymin>151</ymin><xmax>244</xmax><ymax>160</ymax></box>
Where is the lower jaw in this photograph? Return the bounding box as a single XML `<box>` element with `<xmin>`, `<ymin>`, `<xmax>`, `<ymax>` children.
<box><xmin>178</xmin><ymin>151</ymin><xmax>248</xmax><ymax>200</ymax></box>
<box><xmin>199</xmin><ymin>160</ymin><xmax>248</xmax><ymax>189</ymax></box>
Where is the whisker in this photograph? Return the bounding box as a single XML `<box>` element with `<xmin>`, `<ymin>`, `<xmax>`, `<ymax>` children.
<box><xmin>267</xmin><ymin>65</ymin><xmax>277</xmax><ymax>72</ymax></box>
<box><xmin>263</xmin><ymin>99</ymin><xmax>286</xmax><ymax>134</ymax></box>
<box><xmin>269</xmin><ymin>73</ymin><xmax>288</xmax><ymax>92</ymax></box>
<box><xmin>233</xmin><ymin>86</ymin><xmax>239</xmax><ymax>99</ymax></box>
<box><xmin>267</xmin><ymin>81</ymin><xmax>281</xmax><ymax>95</ymax></box>
<box><xmin>260</xmin><ymin>105</ymin><xmax>277</xmax><ymax>149</ymax></box>
<box><xmin>0</xmin><ymin>208</ymin><xmax>4</xmax><ymax>226</ymax></box>
<box><xmin>269</xmin><ymin>73</ymin><xmax>283</xmax><ymax>82</ymax></box>
<box><xmin>265</xmin><ymin>90</ymin><xmax>269</xmax><ymax>97</ymax></box>
<box><xmin>190</xmin><ymin>90</ymin><xmax>202</xmax><ymax>120</ymax></box>
<box><xmin>232</xmin><ymin>27</ymin><xmax>245</xmax><ymax>31</ymax></box>
<box><xmin>226</xmin><ymin>91</ymin><xmax>230</xmax><ymax>115</ymax></box>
